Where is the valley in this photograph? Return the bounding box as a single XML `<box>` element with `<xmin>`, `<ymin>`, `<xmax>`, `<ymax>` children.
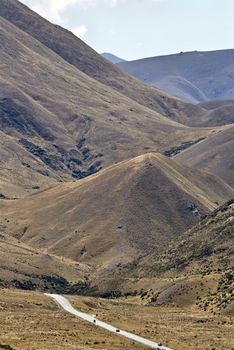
<box><xmin>0</xmin><ymin>0</ymin><xmax>233</xmax><ymax>349</ymax></box>
<box><xmin>0</xmin><ymin>287</ymin><xmax>233</xmax><ymax>350</ymax></box>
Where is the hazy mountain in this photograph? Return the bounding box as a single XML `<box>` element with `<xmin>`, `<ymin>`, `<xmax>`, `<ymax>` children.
<box><xmin>118</xmin><ymin>49</ymin><xmax>234</xmax><ymax>104</ymax></box>
<box><xmin>102</xmin><ymin>52</ymin><xmax>126</xmax><ymax>64</ymax></box>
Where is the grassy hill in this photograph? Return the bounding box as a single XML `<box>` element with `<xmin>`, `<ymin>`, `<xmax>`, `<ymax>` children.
<box><xmin>1</xmin><ymin>154</ymin><xmax>232</xmax><ymax>281</ymax></box>
<box><xmin>149</xmin><ymin>199</ymin><xmax>234</xmax><ymax>277</ymax></box>
<box><xmin>0</xmin><ymin>8</ymin><xmax>221</xmax><ymax>198</ymax></box>
<box><xmin>176</xmin><ymin>125</ymin><xmax>234</xmax><ymax>188</ymax></box>
<box><xmin>118</xmin><ymin>49</ymin><xmax>234</xmax><ymax>104</ymax></box>
<box><xmin>1</xmin><ymin>0</ymin><xmax>211</xmax><ymax>124</ymax></box>
<box><xmin>0</xmin><ymin>231</ymin><xmax>89</xmax><ymax>290</ymax></box>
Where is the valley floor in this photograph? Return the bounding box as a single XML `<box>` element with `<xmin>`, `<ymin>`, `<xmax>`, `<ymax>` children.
<box><xmin>0</xmin><ymin>289</ymin><xmax>233</xmax><ymax>350</ymax></box>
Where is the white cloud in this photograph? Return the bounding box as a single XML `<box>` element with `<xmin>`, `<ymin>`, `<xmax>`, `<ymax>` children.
<box><xmin>72</xmin><ymin>25</ymin><xmax>87</xmax><ymax>38</ymax></box>
<box><xmin>20</xmin><ymin>0</ymin><xmax>164</xmax><ymax>23</ymax></box>
<box><xmin>20</xmin><ymin>0</ymin><xmax>84</xmax><ymax>23</ymax></box>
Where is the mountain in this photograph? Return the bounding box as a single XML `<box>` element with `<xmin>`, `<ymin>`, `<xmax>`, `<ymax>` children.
<box><xmin>176</xmin><ymin>125</ymin><xmax>234</xmax><ymax>188</ymax></box>
<box><xmin>0</xmin><ymin>0</ymin><xmax>233</xmax><ymax>299</ymax></box>
<box><xmin>1</xmin><ymin>154</ymin><xmax>232</xmax><ymax>283</ymax></box>
<box><xmin>102</xmin><ymin>52</ymin><xmax>126</xmax><ymax>64</ymax></box>
<box><xmin>0</xmin><ymin>5</ymin><xmax>221</xmax><ymax>199</ymax></box>
<box><xmin>0</xmin><ymin>0</ymin><xmax>212</xmax><ymax>125</ymax></box>
<box><xmin>118</xmin><ymin>49</ymin><xmax>234</xmax><ymax>104</ymax></box>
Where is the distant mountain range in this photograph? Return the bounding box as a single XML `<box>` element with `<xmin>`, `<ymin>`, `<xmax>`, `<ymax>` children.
<box><xmin>118</xmin><ymin>49</ymin><xmax>234</xmax><ymax>103</ymax></box>
<box><xmin>102</xmin><ymin>52</ymin><xmax>126</xmax><ymax>64</ymax></box>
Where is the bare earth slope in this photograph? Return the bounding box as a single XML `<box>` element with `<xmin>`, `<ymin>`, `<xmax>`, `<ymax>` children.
<box><xmin>0</xmin><ymin>13</ymin><xmax>217</xmax><ymax>198</ymax></box>
<box><xmin>118</xmin><ymin>49</ymin><xmax>234</xmax><ymax>104</ymax></box>
<box><xmin>176</xmin><ymin>126</ymin><xmax>234</xmax><ymax>188</ymax></box>
<box><xmin>1</xmin><ymin>154</ymin><xmax>232</xmax><ymax>278</ymax></box>
<box><xmin>0</xmin><ymin>0</ymin><xmax>209</xmax><ymax>124</ymax></box>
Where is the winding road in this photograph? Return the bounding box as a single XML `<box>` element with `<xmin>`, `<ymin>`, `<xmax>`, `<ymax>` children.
<box><xmin>45</xmin><ymin>293</ymin><xmax>173</xmax><ymax>350</ymax></box>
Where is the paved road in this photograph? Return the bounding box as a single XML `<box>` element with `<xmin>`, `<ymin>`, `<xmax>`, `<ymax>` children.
<box><xmin>45</xmin><ymin>293</ymin><xmax>173</xmax><ymax>350</ymax></box>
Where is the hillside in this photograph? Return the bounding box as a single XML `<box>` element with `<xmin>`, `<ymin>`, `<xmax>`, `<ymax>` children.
<box><xmin>194</xmin><ymin>99</ymin><xmax>234</xmax><ymax>126</ymax></box>
<box><xmin>1</xmin><ymin>154</ymin><xmax>232</xmax><ymax>282</ymax></box>
<box><xmin>0</xmin><ymin>0</ymin><xmax>210</xmax><ymax>124</ymax></box>
<box><xmin>0</xmin><ymin>11</ymin><xmax>219</xmax><ymax>198</ymax></box>
<box><xmin>145</xmin><ymin>200</ymin><xmax>234</xmax><ymax>313</ymax></box>
<box><xmin>176</xmin><ymin>125</ymin><xmax>234</xmax><ymax>188</ymax></box>
<box><xmin>149</xmin><ymin>199</ymin><xmax>234</xmax><ymax>277</ymax></box>
<box><xmin>199</xmin><ymin>99</ymin><xmax>234</xmax><ymax>110</ymax></box>
<box><xmin>0</xmin><ymin>231</ymin><xmax>89</xmax><ymax>290</ymax></box>
<box><xmin>118</xmin><ymin>49</ymin><xmax>234</xmax><ymax>104</ymax></box>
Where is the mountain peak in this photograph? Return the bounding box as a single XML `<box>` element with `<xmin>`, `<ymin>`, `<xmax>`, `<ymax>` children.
<box><xmin>102</xmin><ymin>52</ymin><xmax>126</xmax><ymax>64</ymax></box>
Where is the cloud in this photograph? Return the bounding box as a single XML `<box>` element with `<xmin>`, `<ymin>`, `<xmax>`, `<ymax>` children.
<box><xmin>72</xmin><ymin>25</ymin><xmax>87</xmax><ymax>38</ymax></box>
<box><xmin>20</xmin><ymin>0</ymin><xmax>84</xmax><ymax>23</ymax></box>
<box><xmin>20</xmin><ymin>0</ymin><xmax>125</xmax><ymax>23</ymax></box>
<box><xmin>20</xmin><ymin>0</ymin><xmax>164</xmax><ymax>23</ymax></box>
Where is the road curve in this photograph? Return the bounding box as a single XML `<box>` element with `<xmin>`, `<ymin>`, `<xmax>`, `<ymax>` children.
<box><xmin>45</xmin><ymin>293</ymin><xmax>173</xmax><ymax>350</ymax></box>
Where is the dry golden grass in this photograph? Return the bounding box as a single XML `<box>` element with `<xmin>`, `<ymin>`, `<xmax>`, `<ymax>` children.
<box><xmin>0</xmin><ymin>288</ymin><xmax>233</xmax><ymax>350</ymax></box>
<box><xmin>0</xmin><ymin>233</ymin><xmax>88</xmax><ymax>285</ymax></box>
<box><xmin>0</xmin><ymin>0</ymin><xmax>209</xmax><ymax>124</ymax></box>
<box><xmin>0</xmin><ymin>7</ymin><xmax>227</xmax><ymax>199</ymax></box>
<box><xmin>176</xmin><ymin>125</ymin><xmax>234</xmax><ymax>188</ymax></box>
<box><xmin>1</xmin><ymin>154</ymin><xmax>232</xmax><ymax>282</ymax></box>
<box><xmin>0</xmin><ymin>289</ymin><xmax>150</xmax><ymax>350</ymax></box>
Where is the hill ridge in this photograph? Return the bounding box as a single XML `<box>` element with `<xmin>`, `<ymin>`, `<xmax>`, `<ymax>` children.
<box><xmin>1</xmin><ymin>153</ymin><xmax>232</xmax><ymax>276</ymax></box>
<box><xmin>118</xmin><ymin>48</ymin><xmax>234</xmax><ymax>104</ymax></box>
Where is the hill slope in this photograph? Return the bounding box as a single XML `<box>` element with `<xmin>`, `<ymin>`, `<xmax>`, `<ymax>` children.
<box><xmin>0</xmin><ymin>0</ymin><xmax>209</xmax><ymax>124</ymax></box>
<box><xmin>0</xmin><ymin>231</ymin><xmax>89</xmax><ymax>289</ymax></box>
<box><xmin>149</xmin><ymin>199</ymin><xmax>234</xmax><ymax>277</ymax></box>
<box><xmin>1</xmin><ymin>154</ymin><xmax>232</xmax><ymax>278</ymax></box>
<box><xmin>0</xmin><ymin>13</ymin><xmax>217</xmax><ymax>198</ymax></box>
<box><xmin>118</xmin><ymin>49</ymin><xmax>234</xmax><ymax>104</ymax></box>
<box><xmin>176</xmin><ymin>126</ymin><xmax>234</xmax><ymax>188</ymax></box>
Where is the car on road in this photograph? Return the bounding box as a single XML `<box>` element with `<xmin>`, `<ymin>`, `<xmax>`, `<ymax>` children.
<box><xmin>116</xmin><ymin>329</ymin><xmax>120</xmax><ymax>333</ymax></box>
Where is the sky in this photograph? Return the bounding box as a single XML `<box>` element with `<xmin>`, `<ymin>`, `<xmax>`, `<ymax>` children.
<box><xmin>20</xmin><ymin>0</ymin><xmax>234</xmax><ymax>61</ymax></box>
